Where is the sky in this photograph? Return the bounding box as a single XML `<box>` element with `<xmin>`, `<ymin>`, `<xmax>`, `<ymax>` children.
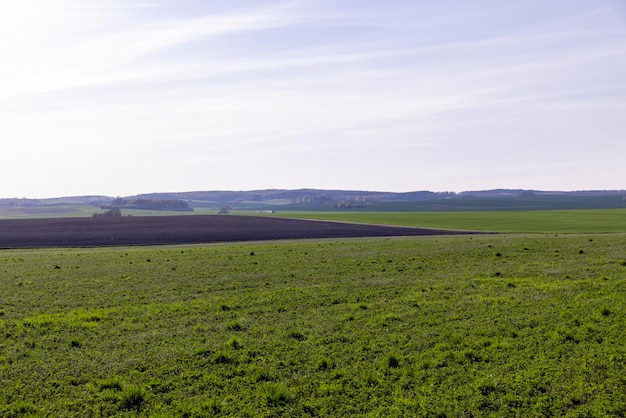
<box><xmin>1</xmin><ymin>0</ymin><xmax>625</xmax><ymax>198</ymax></box>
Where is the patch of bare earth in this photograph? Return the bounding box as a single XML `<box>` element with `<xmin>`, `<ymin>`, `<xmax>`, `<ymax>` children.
<box><xmin>0</xmin><ymin>215</ymin><xmax>481</xmax><ymax>248</ymax></box>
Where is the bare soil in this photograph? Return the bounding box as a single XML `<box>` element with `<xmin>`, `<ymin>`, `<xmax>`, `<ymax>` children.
<box><xmin>0</xmin><ymin>215</ymin><xmax>480</xmax><ymax>248</ymax></box>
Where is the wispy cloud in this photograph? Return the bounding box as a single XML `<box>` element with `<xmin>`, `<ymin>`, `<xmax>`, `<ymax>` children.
<box><xmin>1</xmin><ymin>0</ymin><xmax>625</xmax><ymax>196</ymax></box>
<box><xmin>1</xmin><ymin>4</ymin><xmax>317</xmax><ymax>97</ymax></box>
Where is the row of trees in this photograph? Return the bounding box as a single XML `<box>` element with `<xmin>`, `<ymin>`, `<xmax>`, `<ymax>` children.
<box><xmin>0</xmin><ymin>198</ymin><xmax>42</xmax><ymax>207</ymax></box>
<box><xmin>93</xmin><ymin>208</ymin><xmax>123</xmax><ymax>218</ymax></box>
<box><xmin>335</xmin><ymin>200</ymin><xmax>372</xmax><ymax>209</ymax></box>
<box><xmin>108</xmin><ymin>198</ymin><xmax>193</xmax><ymax>212</ymax></box>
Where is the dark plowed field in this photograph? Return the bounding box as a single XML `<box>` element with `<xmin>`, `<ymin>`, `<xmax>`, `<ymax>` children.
<box><xmin>0</xmin><ymin>215</ymin><xmax>479</xmax><ymax>248</ymax></box>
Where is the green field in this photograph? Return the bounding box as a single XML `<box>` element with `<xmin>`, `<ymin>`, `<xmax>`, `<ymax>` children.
<box><xmin>266</xmin><ymin>209</ymin><xmax>626</xmax><ymax>233</ymax></box>
<box><xmin>0</xmin><ymin>205</ymin><xmax>220</xmax><ymax>219</ymax></box>
<box><xmin>1</xmin><ymin>233</ymin><xmax>625</xmax><ymax>416</ymax></box>
<box><xmin>3</xmin><ymin>200</ymin><xmax>625</xmax><ymax>235</ymax></box>
<box><xmin>0</xmin><ymin>204</ymin><xmax>99</xmax><ymax>219</ymax></box>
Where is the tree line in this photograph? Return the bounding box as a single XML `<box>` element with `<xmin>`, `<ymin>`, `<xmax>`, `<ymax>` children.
<box><xmin>106</xmin><ymin>198</ymin><xmax>193</xmax><ymax>212</ymax></box>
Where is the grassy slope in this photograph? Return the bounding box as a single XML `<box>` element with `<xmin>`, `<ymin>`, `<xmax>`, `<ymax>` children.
<box><xmin>1</xmin><ymin>234</ymin><xmax>625</xmax><ymax>416</ymax></box>
<box><xmin>0</xmin><ymin>204</ymin><xmax>98</xmax><ymax>219</ymax></box>
<box><xmin>266</xmin><ymin>209</ymin><xmax>626</xmax><ymax>233</ymax></box>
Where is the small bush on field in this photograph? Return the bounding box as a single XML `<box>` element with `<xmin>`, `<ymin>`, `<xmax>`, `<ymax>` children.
<box><xmin>460</xmin><ymin>348</ymin><xmax>482</xmax><ymax>363</ymax></box>
<box><xmin>202</xmin><ymin>398</ymin><xmax>222</xmax><ymax>414</ymax></box>
<box><xmin>10</xmin><ymin>402</ymin><xmax>38</xmax><ymax>416</ymax></box>
<box><xmin>179</xmin><ymin>398</ymin><xmax>223</xmax><ymax>416</ymax></box>
<box><xmin>287</xmin><ymin>330</ymin><xmax>306</xmax><ymax>341</ymax></box>
<box><xmin>316</xmin><ymin>357</ymin><xmax>332</xmax><ymax>371</ymax></box>
<box><xmin>360</xmin><ymin>370</ymin><xmax>379</xmax><ymax>386</ymax></box>
<box><xmin>228</xmin><ymin>336</ymin><xmax>241</xmax><ymax>349</ymax></box>
<box><xmin>195</xmin><ymin>348</ymin><xmax>213</xmax><ymax>358</ymax></box>
<box><xmin>227</xmin><ymin>320</ymin><xmax>243</xmax><ymax>331</ymax></box>
<box><xmin>253</xmin><ymin>369</ymin><xmax>272</xmax><ymax>383</ymax></box>
<box><xmin>380</xmin><ymin>313</ymin><xmax>401</xmax><ymax>326</ymax></box>
<box><xmin>260</xmin><ymin>382</ymin><xmax>290</xmax><ymax>407</ymax></box>
<box><xmin>213</xmin><ymin>351</ymin><xmax>235</xmax><ymax>364</ymax></box>
<box><xmin>120</xmin><ymin>386</ymin><xmax>145</xmax><ymax>412</ymax></box>
<box><xmin>475</xmin><ymin>378</ymin><xmax>500</xmax><ymax>396</ymax></box>
<box><xmin>384</xmin><ymin>353</ymin><xmax>401</xmax><ymax>369</ymax></box>
<box><xmin>99</xmin><ymin>379</ymin><xmax>122</xmax><ymax>391</ymax></box>
<box><xmin>146</xmin><ymin>380</ymin><xmax>171</xmax><ymax>394</ymax></box>
<box><xmin>600</xmin><ymin>307</ymin><xmax>612</xmax><ymax>316</ymax></box>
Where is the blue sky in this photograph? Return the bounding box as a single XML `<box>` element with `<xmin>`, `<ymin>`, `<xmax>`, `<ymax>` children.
<box><xmin>1</xmin><ymin>0</ymin><xmax>625</xmax><ymax>198</ymax></box>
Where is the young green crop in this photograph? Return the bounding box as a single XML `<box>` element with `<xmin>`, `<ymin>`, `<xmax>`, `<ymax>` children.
<box><xmin>1</xmin><ymin>234</ymin><xmax>625</xmax><ymax>416</ymax></box>
<box><xmin>268</xmin><ymin>209</ymin><xmax>626</xmax><ymax>233</ymax></box>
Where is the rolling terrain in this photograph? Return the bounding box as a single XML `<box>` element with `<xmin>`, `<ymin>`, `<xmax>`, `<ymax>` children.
<box><xmin>1</xmin><ymin>189</ymin><xmax>624</xmax><ymax>416</ymax></box>
<box><xmin>1</xmin><ymin>188</ymin><xmax>625</xmax><ymax>219</ymax></box>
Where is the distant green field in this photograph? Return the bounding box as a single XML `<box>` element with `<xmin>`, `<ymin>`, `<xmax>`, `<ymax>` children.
<box><xmin>0</xmin><ymin>204</ymin><xmax>98</xmax><ymax>219</ymax></box>
<box><xmin>1</xmin><ymin>234</ymin><xmax>625</xmax><ymax>416</ymax></box>
<box><xmin>231</xmin><ymin>193</ymin><xmax>626</xmax><ymax>212</ymax></box>
<box><xmin>267</xmin><ymin>209</ymin><xmax>626</xmax><ymax>233</ymax></box>
<box><xmin>2</xmin><ymin>203</ymin><xmax>625</xmax><ymax>234</ymax></box>
<box><xmin>0</xmin><ymin>205</ymin><xmax>218</xmax><ymax>219</ymax></box>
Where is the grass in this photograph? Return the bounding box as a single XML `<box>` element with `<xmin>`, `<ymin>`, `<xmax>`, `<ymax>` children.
<box><xmin>1</xmin><ymin>233</ymin><xmax>625</xmax><ymax>416</ymax></box>
<box><xmin>266</xmin><ymin>209</ymin><xmax>626</xmax><ymax>233</ymax></box>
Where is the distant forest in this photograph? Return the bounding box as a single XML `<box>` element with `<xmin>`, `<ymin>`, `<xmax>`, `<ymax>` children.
<box><xmin>106</xmin><ymin>198</ymin><xmax>193</xmax><ymax>212</ymax></box>
<box><xmin>135</xmin><ymin>189</ymin><xmax>626</xmax><ymax>211</ymax></box>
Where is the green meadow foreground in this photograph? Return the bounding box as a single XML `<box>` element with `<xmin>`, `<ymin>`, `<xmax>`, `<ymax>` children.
<box><xmin>1</xmin><ymin>234</ymin><xmax>625</xmax><ymax>416</ymax></box>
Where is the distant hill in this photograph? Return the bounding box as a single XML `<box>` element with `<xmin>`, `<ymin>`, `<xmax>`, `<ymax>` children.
<box><xmin>2</xmin><ymin>189</ymin><xmax>625</xmax><ymax>215</ymax></box>
<box><xmin>106</xmin><ymin>197</ymin><xmax>193</xmax><ymax>212</ymax></box>
<box><xmin>135</xmin><ymin>189</ymin><xmax>452</xmax><ymax>203</ymax></box>
<box><xmin>133</xmin><ymin>189</ymin><xmax>626</xmax><ymax>211</ymax></box>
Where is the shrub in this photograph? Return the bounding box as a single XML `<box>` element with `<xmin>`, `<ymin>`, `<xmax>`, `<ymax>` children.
<box><xmin>260</xmin><ymin>383</ymin><xmax>290</xmax><ymax>407</ymax></box>
<box><xmin>287</xmin><ymin>330</ymin><xmax>306</xmax><ymax>341</ymax></box>
<box><xmin>119</xmin><ymin>386</ymin><xmax>144</xmax><ymax>412</ymax></box>
<box><xmin>228</xmin><ymin>336</ymin><xmax>241</xmax><ymax>349</ymax></box>
<box><xmin>253</xmin><ymin>369</ymin><xmax>272</xmax><ymax>383</ymax></box>
<box><xmin>11</xmin><ymin>402</ymin><xmax>37</xmax><ymax>415</ymax></box>
<box><xmin>213</xmin><ymin>351</ymin><xmax>234</xmax><ymax>364</ymax></box>
<box><xmin>227</xmin><ymin>320</ymin><xmax>243</xmax><ymax>331</ymax></box>
<box><xmin>99</xmin><ymin>379</ymin><xmax>122</xmax><ymax>391</ymax></box>
<box><xmin>93</xmin><ymin>208</ymin><xmax>122</xmax><ymax>218</ymax></box>
<box><xmin>202</xmin><ymin>398</ymin><xmax>222</xmax><ymax>414</ymax></box>
<box><xmin>195</xmin><ymin>348</ymin><xmax>213</xmax><ymax>358</ymax></box>
<box><xmin>384</xmin><ymin>353</ymin><xmax>400</xmax><ymax>369</ymax></box>
<box><xmin>316</xmin><ymin>358</ymin><xmax>332</xmax><ymax>371</ymax></box>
